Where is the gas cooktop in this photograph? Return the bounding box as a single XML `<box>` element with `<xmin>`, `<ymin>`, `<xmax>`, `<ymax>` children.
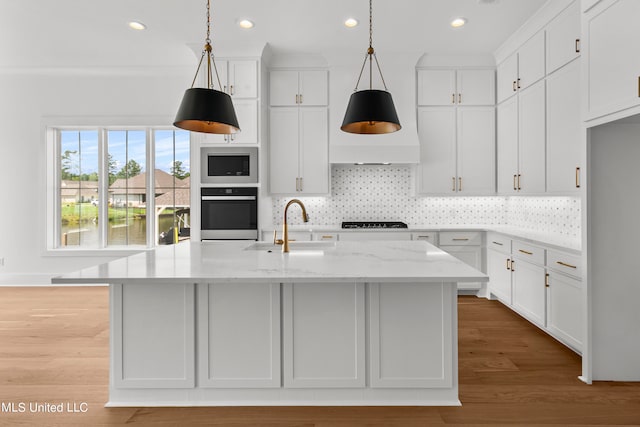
<box><xmin>341</xmin><ymin>221</ymin><xmax>408</xmax><ymax>229</ymax></box>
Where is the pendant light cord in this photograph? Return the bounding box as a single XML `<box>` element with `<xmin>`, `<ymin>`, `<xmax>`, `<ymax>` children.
<box><xmin>353</xmin><ymin>0</ymin><xmax>389</xmax><ymax>92</ymax></box>
<box><xmin>190</xmin><ymin>0</ymin><xmax>224</xmax><ymax>92</ymax></box>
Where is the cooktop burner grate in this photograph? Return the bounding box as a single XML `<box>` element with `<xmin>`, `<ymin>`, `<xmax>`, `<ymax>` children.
<box><xmin>341</xmin><ymin>221</ymin><xmax>408</xmax><ymax>229</ymax></box>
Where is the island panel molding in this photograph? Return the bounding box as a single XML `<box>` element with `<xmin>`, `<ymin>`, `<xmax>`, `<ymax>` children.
<box><xmin>370</xmin><ymin>282</ymin><xmax>454</xmax><ymax>388</ymax></box>
<box><xmin>112</xmin><ymin>283</ymin><xmax>195</xmax><ymax>389</ymax></box>
<box><xmin>283</xmin><ymin>282</ymin><xmax>365</xmax><ymax>388</ymax></box>
<box><xmin>197</xmin><ymin>282</ymin><xmax>280</xmax><ymax>388</ymax></box>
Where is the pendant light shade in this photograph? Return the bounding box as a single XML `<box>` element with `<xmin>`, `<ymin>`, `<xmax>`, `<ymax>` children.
<box><xmin>341</xmin><ymin>90</ymin><xmax>401</xmax><ymax>134</ymax></box>
<box><xmin>341</xmin><ymin>0</ymin><xmax>401</xmax><ymax>135</ymax></box>
<box><xmin>174</xmin><ymin>88</ymin><xmax>239</xmax><ymax>134</ymax></box>
<box><xmin>173</xmin><ymin>0</ymin><xmax>240</xmax><ymax>134</ymax></box>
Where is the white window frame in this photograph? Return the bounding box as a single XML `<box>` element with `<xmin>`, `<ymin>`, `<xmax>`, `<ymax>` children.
<box><xmin>44</xmin><ymin>116</ymin><xmax>189</xmax><ymax>256</ymax></box>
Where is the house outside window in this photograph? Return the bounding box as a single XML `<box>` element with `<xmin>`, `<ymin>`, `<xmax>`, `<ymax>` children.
<box><xmin>52</xmin><ymin>127</ymin><xmax>190</xmax><ymax>250</ymax></box>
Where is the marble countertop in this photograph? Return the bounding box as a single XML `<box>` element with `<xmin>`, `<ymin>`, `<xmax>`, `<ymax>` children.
<box><xmin>264</xmin><ymin>224</ymin><xmax>581</xmax><ymax>253</ymax></box>
<box><xmin>52</xmin><ymin>240</ymin><xmax>488</xmax><ymax>285</ymax></box>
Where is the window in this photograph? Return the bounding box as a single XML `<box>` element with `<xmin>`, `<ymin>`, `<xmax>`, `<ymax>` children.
<box><xmin>52</xmin><ymin>127</ymin><xmax>190</xmax><ymax>250</ymax></box>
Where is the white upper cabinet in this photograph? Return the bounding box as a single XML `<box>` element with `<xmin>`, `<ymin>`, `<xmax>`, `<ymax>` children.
<box><xmin>212</xmin><ymin>59</ymin><xmax>258</xmax><ymax>98</ymax></box>
<box><xmin>496</xmin><ymin>80</ymin><xmax>546</xmax><ymax>194</ymax></box>
<box><xmin>496</xmin><ymin>31</ymin><xmax>545</xmax><ymax>103</ymax></box>
<box><xmin>584</xmin><ymin>0</ymin><xmax>640</xmax><ymax>122</ymax></box>
<box><xmin>496</xmin><ymin>95</ymin><xmax>519</xmax><ymax>194</ymax></box>
<box><xmin>457</xmin><ymin>69</ymin><xmax>496</xmax><ymax>106</ymax></box>
<box><xmin>547</xmin><ymin>59</ymin><xmax>582</xmax><ymax>193</ymax></box>
<box><xmin>199</xmin><ymin>99</ymin><xmax>259</xmax><ymax>144</ymax></box>
<box><xmin>457</xmin><ymin>107</ymin><xmax>496</xmax><ymax>194</ymax></box>
<box><xmin>417</xmin><ymin>106</ymin><xmax>495</xmax><ymax>195</ymax></box>
<box><xmin>269</xmin><ymin>107</ymin><xmax>329</xmax><ymax>195</ymax></box>
<box><xmin>418</xmin><ymin>69</ymin><xmax>494</xmax><ymax>106</ymax></box>
<box><xmin>517</xmin><ymin>31</ymin><xmax>546</xmax><ymax>91</ymax></box>
<box><xmin>497</xmin><ymin>54</ymin><xmax>519</xmax><ymax>104</ymax></box>
<box><xmin>546</xmin><ymin>1</ymin><xmax>581</xmax><ymax>74</ymax></box>
<box><xmin>270</xmin><ymin>70</ymin><xmax>328</xmax><ymax>106</ymax></box>
<box><xmin>517</xmin><ymin>80</ymin><xmax>546</xmax><ymax>194</ymax></box>
<box><xmin>417</xmin><ymin>107</ymin><xmax>457</xmax><ymax>194</ymax></box>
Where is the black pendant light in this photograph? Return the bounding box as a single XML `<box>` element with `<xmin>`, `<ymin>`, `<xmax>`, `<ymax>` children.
<box><xmin>341</xmin><ymin>0</ymin><xmax>401</xmax><ymax>134</ymax></box>
<box><xmin>174</xmin><ymin>0</ymin><xmax>240</xmax><ymax>134</ymax></box>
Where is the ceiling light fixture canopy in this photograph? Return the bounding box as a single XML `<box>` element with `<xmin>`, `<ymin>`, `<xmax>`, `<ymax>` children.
<box><xmin>341</xmin><ymin>0</ymin><xmax>400</xmax><ymax>135</ymax></box>
<box><xmin>174</xmin><ymin>0</ymin><xmax>239</xmax><ymax>134</ymax></box>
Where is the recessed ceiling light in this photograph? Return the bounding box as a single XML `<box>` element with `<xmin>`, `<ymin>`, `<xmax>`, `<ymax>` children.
<box><xmin>450</xmin><ymin>17</ymin><xmax>467</xmax><ymax>28</ymax></box>
<box><xmin>238</xmin><ymin>19</ymin><xmax>254</xmax><ymax>29</ymax></box>
<box><xmin>344</xmin><ymin>18</ymin><xmax>359</xmax><ymax>28</ymax></box>
<box><xmin>128</xmin><ymin>21</ymin><xmax>147</xmax><ymax>31</ymax></box>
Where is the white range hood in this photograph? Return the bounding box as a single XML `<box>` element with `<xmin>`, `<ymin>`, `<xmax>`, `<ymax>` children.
<box><xmin>327</xmin><ymin>51</ymin><xmax>422</xmax><ymax>164</ymax></box>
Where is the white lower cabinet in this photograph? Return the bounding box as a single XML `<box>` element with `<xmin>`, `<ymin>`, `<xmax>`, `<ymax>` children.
<box><xmin>338</xmin><ymin>232</ymin><xmax>412</xmax><ymax>241</ymax></box>
<box><xmin>512</xmin><ymin>257</ymin><xmax>546</xmax><ymax>328</ymax></box>
<box><xmin>546</xmin><ymin>271</ymin><xmax>583</xmax><ymax>351</ymax></box>
<box><xmin>486</xmin><ymin>234</ymin><xmax>583</xmax><ymax>353</ymax></box>
<box><xmin>197</xmin><ymin>283</ymin><xmax>280</xmax><ymax>388</ymax></box>
<box><xmin>487</xmin><ymin>247</ymin><xmax>512</xmax><ymax>305</ymax></box>
<box><xmin>439</xmin><ymin>231</ymin><xmax>483</xmax><ymax>291</ymax></box>
<box><xmin>283</xmin><ymin>282</ymin><xmax>365</xmax><ymax>388</ymax></box>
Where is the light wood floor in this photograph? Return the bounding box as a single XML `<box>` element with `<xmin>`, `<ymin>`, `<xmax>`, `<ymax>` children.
<box><xmin>1</xmin><ymin>287</ymin><xmax>639</xmax><ymax>426</ymax></box>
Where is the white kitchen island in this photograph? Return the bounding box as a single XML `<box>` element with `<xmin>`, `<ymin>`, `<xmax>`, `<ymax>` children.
<box><xmin>53</xmin><ymin>240</ymin><xmax>487</xmax><ymax>407</ymax></box>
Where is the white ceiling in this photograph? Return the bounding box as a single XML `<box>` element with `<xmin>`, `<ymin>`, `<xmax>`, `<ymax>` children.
<box><xmin>0</xmin><ymin>0</ymin><xmax>547</xmax><ymax>69</ymax></box>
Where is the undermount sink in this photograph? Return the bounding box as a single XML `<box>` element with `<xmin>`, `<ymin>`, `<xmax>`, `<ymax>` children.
<box><xmin>243</xmin><ymin>241</ymin><xmax>336</xmax><ymax>251</ymax></box>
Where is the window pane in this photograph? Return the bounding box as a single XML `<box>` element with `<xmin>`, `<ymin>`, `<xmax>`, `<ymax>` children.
<box><xmin>155</xmin><ymin>130</ymin><xmax>191</xmax><ymax>245</ymax></box>
<box><xmin>107</xmin><ymin>130</ymin><xmax>147</xmax><ymax>246</ymax></box>
<box><xmin>59</xmin><ymin>130</ymin><xmax>99</xmax><ymax>248</ymax></box>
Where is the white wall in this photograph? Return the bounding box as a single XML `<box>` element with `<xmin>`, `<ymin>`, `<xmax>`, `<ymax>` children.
<box><xmin>588</xmin><ymin>121</ymin><xmax>640</xmax><ymax>380</ymax></box>
<box><xmin>0</xmin><ymin>67</ymin><xmax>191</xmax><ymax>284</ymax></box>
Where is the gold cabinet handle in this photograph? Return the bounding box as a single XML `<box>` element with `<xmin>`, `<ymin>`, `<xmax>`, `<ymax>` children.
<box><xmin>576</xmin><ymin>167</ymin><xmax>581</xmax><ymax>188</ymax></box>
<box><xmin>557</xmin><ymin>261</ymin><xmax>577</xmax><ymax>269</ymax></box>
<box><xmin>545</xmin><ymin>273</ymin><xmax>550</xmax><ymax>288</ymax></box>
<box><xmin>295</xmin><ymin>177</ymin><xmax>300</xmax><ymax>191</ymax></box>
<box><xmin>417</xmin><ymin>235</ymin><xmax>431</xmax><ymax>239</ymax></box>
<box><xmin>459</xmin><ymin>177</ymin><xmax>462</xmax><ymax>191</ymax></box>
<box><xmin>295</xmin><ymin>94</ymin><xmax>299</xmax><ymax>104</ymax></box>
<box><xmin>506</xmin><ymin>258</ymin><xmax>511</xmax><ymax>270</ymax></box>
<box><xmin>519</xmin><ymin>249</ymin><xmax>533</xmax><ymax>255</ymax></box>
<box><xmin>452</xmin><ymin>177</ymin><xmax>456</xmax><ymax>191</ymax></box>
<box><xmin>513</xmin><ymin>81</ymin><xmax>517</xmax><ymax>92</ymax></box>
<box><xmin>299</xmin><ymin>94</ymin><xmax>303</xmax><ymax>104</ymax></box>
<box><xmin>513</xmin><ymin>174</ymin><xmax>517</xmax><ymax>191</ymax></box>
<box><xmin>452</xmin><ymin>238</ymin><xmax>470</xmax><ymax>241</ymax></box>
<box><xmin>638</xmin><ymin>76</ymin><xmax>639</xmax><ymax>98</ymax></box>
<box><xmin>492</xmin><ymin>241</ymin><xmax>504</xmax><ymax>246</ymax></box>
<box><xmin>511</xmin><ymin>259</ymin><xmax>515</xmax><ymax>272</ymax></box>
<box><xmin>452</xmin><ymin>93</ymin><xmax>455</xmax><ymax>104</ymax></box>
<box><xmin>575</xmin><ymin>39</ymin><xmax>580</xmax><ymax>53</ymax></box>
<box><xmin>517</xmin><ymin>174</ymin><xmax>521</xmax><ymax>190</ymax></box>
<box><xmin>230</xmin><ymin>85</ymin><xmax>234</xmax><ymax>95</ymax></box>
<box><xmin>458</xmin><ymin>93</ymin><xmax>462</xmax><ymax>103</ymax></box>
<box><xmin>300</xmin><ymin>177</ymin><xmax>303</xmax><ymax>192</ymax></box>
<box><xmin>517</xmin><ymin>78</ymin><xmax>521</xmax><ymax>89</ymax></box>
<box><xmin>321</xmin><ymin>235</ymin><xmax>334</xmax><ymax>239</ymax></box>
<box><xmin>224</xmin><ymin>85</ymin><xmax>228</xmax><ymax>93</ymax></box>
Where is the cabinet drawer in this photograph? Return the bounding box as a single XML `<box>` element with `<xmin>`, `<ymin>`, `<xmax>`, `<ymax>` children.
<box><xmin>512</xmin><ymin>240</ymin><xmax>545</xmax><ymax>265</ymax></box>
<box><xmin>439</xmin><ymin>231</ymin><xmax>482</xmax><ymax>246</ymax></box>
<box><xmin>411</xmin><ymin>232</ymin><xmax>438</xmax><ymax>245</ymax></box>
<box><xmin>487</xmin><ymin>233</ymin><xmax>511</xmax><ymax>255</ymax></box>
<box><xmin>547</xmin><ymin>250</ymin><xmax>582</xmax><ymax>279</ymax></box>
<box><xmin>313</xmin><ymin>233</ymin><xmax>338</xmax><ymax>241</ymax></box>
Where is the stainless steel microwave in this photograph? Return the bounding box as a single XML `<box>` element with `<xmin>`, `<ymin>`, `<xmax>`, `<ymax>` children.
<box><xmin>200</xmin><ymin>147</ymin><xmax>258</xmax><ymax>184</ymax></box>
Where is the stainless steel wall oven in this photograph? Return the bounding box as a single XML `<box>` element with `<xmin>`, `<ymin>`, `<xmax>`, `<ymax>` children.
<box><xmin>200</xmin><ymin>187</ymin><xmax>258</xmax><ymax>240</ymax></box>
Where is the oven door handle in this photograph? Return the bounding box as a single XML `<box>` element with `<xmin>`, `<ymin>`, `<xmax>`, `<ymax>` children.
<box><xmin>201</xmin><ymin>196</ymin><xmax>256</xmax><ymax>201</ymax></box>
